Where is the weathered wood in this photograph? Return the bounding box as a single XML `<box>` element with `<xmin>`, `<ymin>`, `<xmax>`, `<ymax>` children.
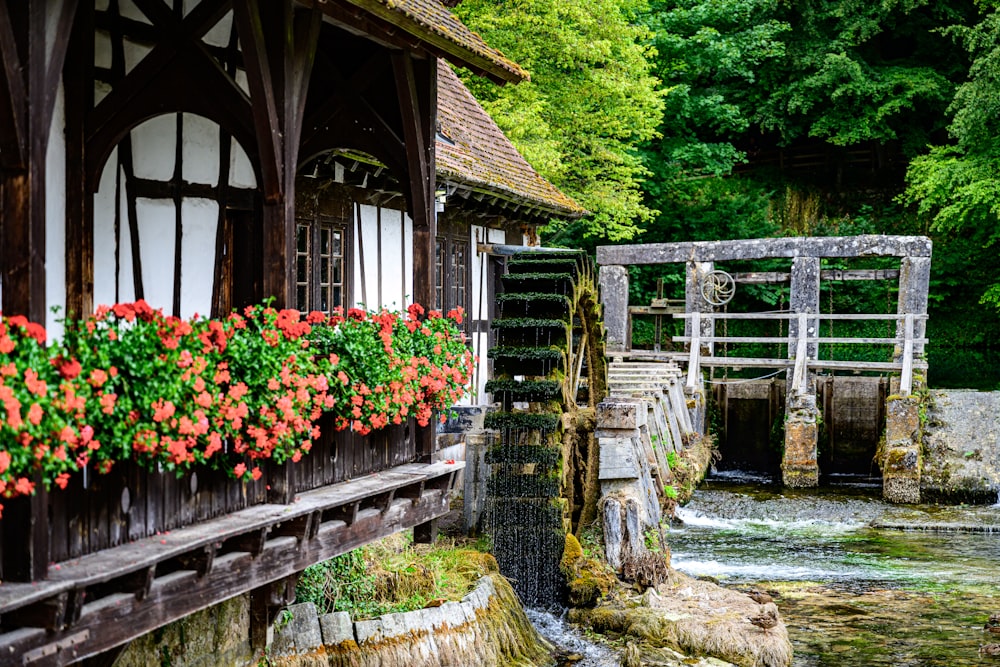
<box><xmin>597</xmin><ymin>235</ymin><xmax>933</xmax><ymax>265</ymax></box>
<box><xmin>733</xmin><ymin>269</ymin><xmax>900</xmax><ymax>284</ymax></box>
<box><xmin>672</xmin><ymin>335</ymin><xmax>927</xmax><ymax>345</ymax></box>
<box><xmin>0</xmin><ymin>490</ymin><xmax>454</xmax><ymax>666</ymax></box>
<box><xmin>639</xmin><ymin>352</ymin><xmax>928</xmax><ymax>372</ymax></box>
<box><xmin>1</xmin><ymin>478</ymin><xmax>48</xmax><ymax>582</ymax></box>
<box><xmin>673</xmin><ymin>312</ymin><xmax>928</xmax><ymax>321</ymax></box>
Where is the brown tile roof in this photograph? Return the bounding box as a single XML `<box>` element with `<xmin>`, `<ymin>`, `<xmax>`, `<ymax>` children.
<box><xmin>436</xmin><ymin>65</ymin><xmax>586</xmax><ymax>219</ymax></box>
<box><xmin>342</xmin><ymin>0</ymin><xmax>528</xmax><ymax>83</ymax></box>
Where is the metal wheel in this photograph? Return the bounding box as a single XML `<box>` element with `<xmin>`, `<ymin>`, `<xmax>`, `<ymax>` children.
<box><xmin>701</xmin><ymin>269</ymin><xmax>736</xmax><ymax>306</ymax></box>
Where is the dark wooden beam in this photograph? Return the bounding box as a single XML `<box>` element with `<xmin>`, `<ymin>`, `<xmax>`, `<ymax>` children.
<box><xmin>234</xmin><ymin>0</ymin><xmax>321</xmax><ymax>309</ymax></box>
<box><xmin>0</xmin><ymin>2</ymin><xmax>27</xmax><ymax>169</ymax></box>
<box><xmin>391</xmin><ymin>52</ymin><xmax>436</xmax><ymax>308</ymax></box>
<box><xmin>0</xmin><ymin>489</ymin><xmax>453</xmax><ymax>666</ymax></box>
<box><xmin>64</xmin><ymin>1</ymin><xmax>95</xmax><ymax>319</ymax></box>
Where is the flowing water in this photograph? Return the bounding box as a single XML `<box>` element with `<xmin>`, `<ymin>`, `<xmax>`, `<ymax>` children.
<box><xmin>670</xmin><ymin>472</ymin><xmax>1000</xmax><ymax>666</ymax></box>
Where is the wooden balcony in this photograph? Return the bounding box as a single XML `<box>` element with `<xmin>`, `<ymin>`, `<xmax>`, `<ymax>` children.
<box><xmin>0</xmin><ymin>417</ymin><xmax>459</xmax><ymax>666</ymax></box>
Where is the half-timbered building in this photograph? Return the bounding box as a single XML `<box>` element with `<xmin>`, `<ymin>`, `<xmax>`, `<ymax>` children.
<box><xmin>0</xmin><ymin>0</ymin><xmax>581</xmax><ymax>663</ymax></box>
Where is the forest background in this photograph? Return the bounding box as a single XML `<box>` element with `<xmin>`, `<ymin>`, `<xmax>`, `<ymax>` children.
<box><xmin>453</xmin><ymin>0</ymin><xmax>1000</xmax><ymax>389</ymax></box>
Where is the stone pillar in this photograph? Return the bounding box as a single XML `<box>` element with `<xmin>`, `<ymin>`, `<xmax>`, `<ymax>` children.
<box><xmin>882</xmin><ymin>395</ymin><xmax>922</xmax><ymax>503</ymax></box>
<box><xmin>782</xmin><ymin>256</ymin><xmax>821</xmax><ymax>487</ymax></box>
<box><xmin>599</xmin><ymin>265</ymin><xmax>629</xmax><ymax>353</ymax></box>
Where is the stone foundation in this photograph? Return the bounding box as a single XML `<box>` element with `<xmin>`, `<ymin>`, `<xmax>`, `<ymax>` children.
<box><xmin>782</xmin><ymin>405</ymin><xmax>819</xmax><ymax>488</ymax></box>
<box><xmin>881</xmin><ymin>395</ymin><xmax>922</xmax><ymax>503</ymax></box>
<box><xmin>268</xmin><ymin>575</ymin><xmax>551</xmax><ymax>667</ymax></box>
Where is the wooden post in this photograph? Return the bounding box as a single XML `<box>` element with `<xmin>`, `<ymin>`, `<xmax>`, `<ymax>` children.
<box><xmin>684</xmin><ymin>261</ymin><xmax>715</xmax><ymax>356</ymax></box>
<box><xmin>900</xmin><ymin>313</ymin><xmax>914</xmax><ymax>396</ymax></box>
<box><xmin>895</xmin><ymin>255</ymin><xmax>931</xmax><ymax>390</ymax></box>
<box><xmin>786</xmin><ymin>256</ymin><xmax>820</xmax><ymax>405</ymax></box>
<box><xmin>686</xmin><ymin>311</ymin><xmax>701</xmax><ymax>390</ymax></box>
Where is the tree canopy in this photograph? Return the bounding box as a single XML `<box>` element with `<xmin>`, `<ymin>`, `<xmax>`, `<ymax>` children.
<box><xmin>453</xmin><ymin>0</ymin><xmax>665</xmax><ymax>242</ymax></box>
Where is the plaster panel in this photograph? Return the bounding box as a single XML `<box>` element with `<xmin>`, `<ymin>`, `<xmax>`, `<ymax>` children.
<box><xmin>355</xmin><ymin>204</ymin><xmax>380</xmax><ymax>309</ymax></box>
<box><xmin>116</xmin><ymin>181</ymin><xmax>137</xmax><ymax>304</ymax></box>
<box><xmin>182</xmin><ymin>114</ymin><xmax>220</xmax><ymax>186</ymax></box>
<box><xmin>136</xmin><ymin>198</ymin><xmax>177</xmax><ymax>312</ymax></box>
<box><xmin>235</xmin><ymin>69</ymin><xmax>249</xmax><ymax>96</ymax></box>
<box><xmin>180</xmin><ymin>199</ymin><xmax>219</xmax><ymax>318</ymax></box>
<box><xmin>122</xmin><ymin>37</ymin><xmax>152</xmax><ymax>76</ymax></box>
<box><xmin>470</xmin><ymin>225</ymin><xmax>487</xmax><ymax>322</ymax></box>
<box><xmin>119</xmin><ymin>0</ymin><xmax>151</xmax><ymax>24</ymax></box>
<box><xmin>94</xmin><ymin>30</ymin><xmax>112</xmax><ymax>70</ymax></box>
<box><xmin>94</xmin><ymin>80</ymin><xmax>112</xmax><ymax>106</ymax></box>
<box><xmin>131</xmin><ymin>115</ymin><xmax>176</xmax><ymax>181</ymax></box>
<box><xmin>93</xmin><ymin>149</ymin><xmax>119</xmax><ymax>308</ymax></box>
<box><xmin>46</xmin><ymin>83</ymin><xmax>67</xmax><ymax>336</ymax></box>
<box><xmin>380</xmin><ymin>208</ymin><xmax>405</xmax><ymax>310</ymax></box>
<box><xmin>403</xmin><ymin>213</ymin><xmax>413</xmax><ymax>306</ymax></box>
<box><xmin>202</xmin><ymin>10</ymin><xmax>233</xmax><ymax>48</ymax></box>
<box><xmin>229</xmin><ymin>140</ymin><xmax>256</xmax><ymax>189</ymax></box>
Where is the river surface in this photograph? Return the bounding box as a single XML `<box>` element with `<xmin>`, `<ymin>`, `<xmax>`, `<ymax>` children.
<box><xmin>670</xmin><ymin>472</ymin><xmax>1000</xmax><ymax>666</ymax></box>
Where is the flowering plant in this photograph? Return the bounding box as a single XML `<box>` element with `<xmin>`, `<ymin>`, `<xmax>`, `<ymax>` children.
<box><xmin>310</xmin><ymin>305</ymin><xmax>474</xmax><ymax>434</ymax></box>
<box><xmin>0</xmin><ymin>301</ymin><xmax>473</xmax><ymax>517</ymax></box>
<box><xmin>0</xmin><ymin>315</ymin><xmax>88</xmax><ymax>505</ymax></box>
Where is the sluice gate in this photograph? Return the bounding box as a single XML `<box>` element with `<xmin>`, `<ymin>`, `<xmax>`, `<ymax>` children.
<box><xmin>597</xmin><ymin>235</ymin><xmax>932</xmax><ymax>502</ymax></box>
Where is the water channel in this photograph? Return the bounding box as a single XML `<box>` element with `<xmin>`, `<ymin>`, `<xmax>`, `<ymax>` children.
<box><xmin>670</xmin><ymin>471</ymin><xmax>1000</xmax><ymax>666</ymax></box>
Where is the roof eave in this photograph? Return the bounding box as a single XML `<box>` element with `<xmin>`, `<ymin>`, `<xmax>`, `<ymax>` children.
<box><xmin>438</xmin><ymin>170</ymin><xmax>588</xmax><ymax>220</ymax></box>
<box><xmin>339</xmin><ymin>0</ymin><xmax>529</xmax><ymax>84</ymax></box>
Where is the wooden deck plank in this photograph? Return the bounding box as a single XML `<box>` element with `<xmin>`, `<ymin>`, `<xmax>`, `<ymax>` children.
<box><xmin>0</xmin><ymin>462</ymin><xmax>462</xmax><ymax>613</ymax></box>
<box><xmin>0</xmin><ymin>489</ymin><xmax>452</xmax><ymax>666</ymax></box>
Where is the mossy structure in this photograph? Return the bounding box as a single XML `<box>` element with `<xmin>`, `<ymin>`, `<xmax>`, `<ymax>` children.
<box><xmin>484</xmin><ymin>251</ymin><xmax>607</xmax><ymax>607</ymax></box>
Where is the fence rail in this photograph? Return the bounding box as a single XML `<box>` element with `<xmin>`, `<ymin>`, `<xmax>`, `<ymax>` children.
<box><xmin>668</xmin><ymin>311</ymin><xmax>925</xmax><ymax>395</ymax></box>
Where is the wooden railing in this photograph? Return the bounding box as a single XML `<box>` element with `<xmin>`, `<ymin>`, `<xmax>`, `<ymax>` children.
<box><xmin>659</xmin><ymin>312</ymin><xmax>929</xmax><ymax>395</ymax></box>
<box><xmin>0</xmin><ymin>415</ymin><xmax>417</xmax><ymax>580</ymax></box>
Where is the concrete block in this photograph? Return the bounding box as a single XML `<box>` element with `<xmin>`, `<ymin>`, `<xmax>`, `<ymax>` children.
<box><xmin>597</xmin><ymin>400</ymin><xmax>646</xmax><ymax>430</ymax></box>
<box><xmin>886</xmin><ymin>396</ymin><xmax>920</xmax><ymax>444</ymax></box>
<box><xmin>440</xmin><ymin>601</ymin><xmax>469</xmax><ymax>628</ymax></box>
<box><xmin>319</xmin><ymin>611</ymin><xmax>354</xmax><ymax>646</ymax></box>
<box><xmin>271</xmin><ymin>602</ymin><xmax>322</xmax><ymax>656</ymax></box>
<box><xmin>782</xmin><ymin>416</ymin><xmax>819</xmax><ymax>488</ymax></box>
<box><xmin>599</xmin><ymin>438</ymin><xmax>638</xmax><ymax>480</ymax></box>
<box><xmin>354</xmin><ymin>619</ymin><xmax>384</xmax><ymax>645</ymax></box>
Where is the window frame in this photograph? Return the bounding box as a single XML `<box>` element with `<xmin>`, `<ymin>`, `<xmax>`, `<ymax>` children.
<box><xmin>295</xmin><ymin>212</ymin><xmax>351</xmax><ymax>316</ymax></box>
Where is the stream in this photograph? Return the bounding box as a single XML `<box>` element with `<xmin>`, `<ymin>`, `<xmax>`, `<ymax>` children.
<box><xmin>670</xmin><ymin>472</ymin><xmax>1000</xmax><ymax>666</ymax></box>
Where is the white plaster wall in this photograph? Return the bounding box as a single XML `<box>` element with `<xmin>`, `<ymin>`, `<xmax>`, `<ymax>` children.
<box><xmin>180</xmin><ymin>199</ymin><xmax>219</xmax><ymax>318</ymax></box>
<box><xmin>136</xmin><ymin>198</ymin><xmax>176</xmax><ymax>309</ymax></box>
<box><xmin>403</xmin><ymin>212</ymin><xmax>413</xmax><ymax>306</ymax></box>
<box><xmin>131</xmin><ymin>115</ymin><xmax>175</xmax><ymax>181</ymax></box>
<box><xmin>467</xmin><ymin>226</ymin><xmax>507</xmax><ymax>403</ymax></box>
<box><xmin>93</xmin><ymin>150</ymin><xmax>119</xmax><ymax>307</ymax></box>
<box><xmin>94</xmin><ymin>31</ymin><xmax>112</xmax><ymax>72</ymax></box>
<box><xmin>202</xmin><ymin>10</ymin><xmax>233</xmax><ymax>48</ymax></box>
<box><xmin>92</xmin><ymin>114</ymin><xmax>244</xmax><ymax>314</ymax></box>
<box><xmin>183</xmin><ymin>114</ymin><xmax>220</xmax><ymax>186</ymax></box>
<box><xmin>119</xmin><ymin>0</ymin><xmax>150</xmax><ymax>24</ymax></box>
<box><xmin>229</xmin><ymin>141</ymin><xmax>256</xmax><ymax>189</ymax></box>
<box><xmin>380</xmin><ymin>208</ymin><xmax>406</xmax><ymax>310</ymax></box>
<box><xmin>354</xmin><ymin>204</ymin><xmax>380</xmax><ymax>309</ymax></box>
<box><xmin>122</xmin><ymin>38</ymin><xmax>152</xmax><ymax>76</ymax></box>
<box><xmin>45</xmin><ymin>83</ymin><xmax>67</xmax><ymax>338</ymax></box>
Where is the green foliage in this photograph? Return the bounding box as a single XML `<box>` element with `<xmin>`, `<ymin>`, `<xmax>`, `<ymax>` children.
<box><xmin>295</xmin><ymin>535</ymin><xmax>498</xmax><ymax>620</ymax></box>
<box><xmin>454</xmin><ymin>0</ymin><xmax>665</xmax><ymax>241</ymax></box>
<box><xmin>295</xmin><ymin>549</ymin><xmax>380</xmax><ymax>617</ymax></box>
